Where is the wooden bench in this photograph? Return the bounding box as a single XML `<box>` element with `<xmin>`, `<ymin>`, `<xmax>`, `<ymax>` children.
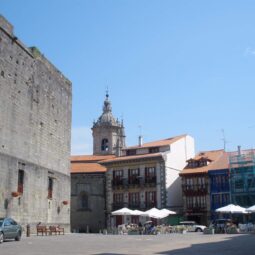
<box><xmin>49</xmin><ymin>225</ymin><xmax>65</xmax><ymax>235</ymax></box>
<box><xmin>36</xmin><ymin>225</ymin><xmax>48</xmax><ymax>236</ymax></box>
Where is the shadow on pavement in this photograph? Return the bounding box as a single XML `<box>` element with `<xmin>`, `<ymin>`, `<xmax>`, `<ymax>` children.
<box><xmin>157</xmin><ymin>234</ymin><xmax>254</xmax><ymax>255</ymax></box>
<box><xmin>92</xmin><ymin>254</ymin><xmax>129</xmax><ymax>255</ymax></box>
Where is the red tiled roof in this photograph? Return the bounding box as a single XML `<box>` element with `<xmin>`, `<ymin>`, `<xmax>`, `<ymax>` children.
<box><xmin>70</xmin><ymin>154</ymin><xmax>115</xmax><ymax>162</ymax></box>
<box><xmin>71</xmin><ymin>162</ymin><xmax>106</xmax><ymax>173</ymax></box>
<box><xmin>101</xmin><ymin>152</ymin><xmax>163</xmax><ymax>164</ymax></box>
<box><xmin>124</xmin><ymin>134</ymin><xmax>187</xmax><ymax>150</ymax></box>
<box><xmin>180</xmin><ymin>150</ymin><xmax>228</xmax><ymax>175</ymax></box>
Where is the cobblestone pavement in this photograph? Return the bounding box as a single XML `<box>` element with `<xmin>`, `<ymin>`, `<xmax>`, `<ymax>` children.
<box><xmin>0</xmin><ymin>233</ymin><xmax>253</xmax><ymax>255</ymax></box>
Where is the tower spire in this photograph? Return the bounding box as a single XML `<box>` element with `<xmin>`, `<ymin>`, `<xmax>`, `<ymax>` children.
<box><xmin>106</xmin><ymin>86</ymin><xmax>109</xmax><ymax>99</ymax></box>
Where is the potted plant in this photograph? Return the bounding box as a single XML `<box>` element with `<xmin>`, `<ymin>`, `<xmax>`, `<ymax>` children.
<box><xmin>62</xmin><ymin>200</ymin><xmax>68</xmax><ymax>205</ymax></box>
<box><xmin>11</xmin><ymin>191</ymin><xmax>20</xmax><ymax>197</ymax></box>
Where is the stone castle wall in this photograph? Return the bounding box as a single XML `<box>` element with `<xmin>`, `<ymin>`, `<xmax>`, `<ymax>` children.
<box><xmin>0</xmin><ymin>16</ymin><xmax>72</xmax><ymax>230</ymax></box>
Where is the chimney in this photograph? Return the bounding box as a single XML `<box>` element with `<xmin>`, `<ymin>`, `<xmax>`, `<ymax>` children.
<box><xmin>238</xmin><ymin>145</ymin><xmax>241</xmax><ymax>156</ymax></box>
<box><xmin>138</xmin><ymin>135</ymin><xmax>143</xmax><ymax>147</ymax></box>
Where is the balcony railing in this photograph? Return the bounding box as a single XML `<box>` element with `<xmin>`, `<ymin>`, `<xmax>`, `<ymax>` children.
<box><xmin>211</xmin><ymin>184</ymin><xmax>229</xmax><ymax>193</ymax></box>
<box><xmin>186</xmin><ymin>205</ymin><xmax>207</xmax><ymax>212</ymax></box>
<box><xmin>112</xmin><ymin>179</ymin><xmax>128</xmax><ymax>190</ymax></box>
<box><xmin>128</xmin><ymin>203</ymin><xmax>141</xmax><ymax>210</ymax></box>
<box><xmin>112</xmin><ymin>177</ymin><xmax>156</xmax><ymax>189</ymax></box>
<box><xmin>145</xmin><ymin>176</ymin><xmax>156</xmax><ymax>186</ymax></box>
<box><xmin>182</xmin><ymin>184</ymin><xmax>208</xmax><ymax>195</ymax></box>
<box><xmin>112</xmin><ymin>202</ymin><xmax>128</xmax><ymax>211</ymax></box>
<box><xmin>144</xmin><ymin>202</ymin><xmax>157</xmax><ymax>209</ymax></box>
<box><xmin>129</xmin><ymin>177</ymin><xmax>140</xmax><ymax>185</ymax></box>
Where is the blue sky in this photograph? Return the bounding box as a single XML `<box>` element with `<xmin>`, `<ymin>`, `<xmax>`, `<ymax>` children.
<box><xmin>2</xmin><ymin>0</ymin><xmax>255</xmax><ymax>154</ymax></box>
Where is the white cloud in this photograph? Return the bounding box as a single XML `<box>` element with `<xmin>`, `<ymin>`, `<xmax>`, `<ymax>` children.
<box><xmin>71</xmin><ymin>126</ymin><xmax>93</xmax><ymax>155</ymax></box>
<box><xmin>244</xmin><ymin>47</ymin><xmax>255</xmax><ymax>56</ymax></box>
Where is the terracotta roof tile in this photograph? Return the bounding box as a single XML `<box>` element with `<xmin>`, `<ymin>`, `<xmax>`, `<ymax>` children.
<box><xmin>71</xmin><ymin>162</ymin><xmax>106</xmax><ymax>174</ymax></box>
<box><xmin>101</xmin><ymin>153</ymin><xmax>163</xmax><ymax>164</ymax></box>
<box><xmin>180</xmin><ymin>150</ymin><xmax>228</xmax><ymax>175</ymax></box>
<box><xmin>70</xmin><ymin>154</ymin><xmax>115</xmax><ymax>162</ymax></box>
<box><xmin>124</xmin><ymin>134</ymin><xmax>187</xmax><ymax>150</ymax></box>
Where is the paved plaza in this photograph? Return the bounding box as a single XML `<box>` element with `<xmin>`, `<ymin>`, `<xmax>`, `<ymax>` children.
<box><xmin>0</xmin><ymin>233</ymin><xmax>254</xmax><ymax>255</ymax></box>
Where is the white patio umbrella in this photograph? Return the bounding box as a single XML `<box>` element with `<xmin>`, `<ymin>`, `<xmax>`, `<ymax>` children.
<box><xmin>246</xmin><ymin>205</ymin><xmax>255</xmax><ymax>213</ymax></box>
<box><xmin>131</xmin><ymin>209</ymin><xmax>144</xmax><ymax>216</ymax></box>
<box><xmin>111</xmin><ymin>207</ymin><xmax>134</xmax><ymax>215</ymax></box>
<box><xmin>160</xmin><ymin>208</ymin><xmax>176</xmax><ymax>215</ymax></box>
<box><xmin>141</xmin><ymin>208</ymin><xmax>169</xmax><ymax>219</ymax></box>
<box><xmin>215</xmin><ymin>204</ymin><xmax>247</xmax><ymax>214</ymax></box>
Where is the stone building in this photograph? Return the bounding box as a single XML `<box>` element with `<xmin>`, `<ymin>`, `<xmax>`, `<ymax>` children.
<box><xmin>0</xmin><ymin>16</ymin><xmax>72</xmax><ymax>231</ymax></box>
<box><xmin>70</xmin><ymin>93</ymin><xmax>119</xmax><ymax>232</ymax></box>
<box><xmin>70</xmin><ymin>155</ymin><xmax>115</xmax><ymax>233</ymax></box>
<box><xmin>101</xmin><ymin>134</ymin><xmax>195</xmax><ymax>227</ymax></box>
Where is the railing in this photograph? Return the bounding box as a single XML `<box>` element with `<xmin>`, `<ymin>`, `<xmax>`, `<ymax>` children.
<box><xmin>211</xmin><ymin>184</ymin><xmax>229</xmax><ymax>193</ymax></box>
<box><xmin>186</xmin><ymin>205</ymin><xmax>207</xmax><ymax>212</ymax></box>
<box><xmin>112</xmin><ymin>176</ymin><xmax>156</xmax><ymax>189</ymax></box>
<box><xmin>144</xmin><ymin>202</ymin><xmax>157</xmax><ymax>209</ymax></box>
<box><xmin>145</xmin><ymin>176</ymin><xmax>156</xmax><ymax>186</ymax></box>
<box><xmin>182</xmin><ymin>184</ymin><xmax>208</xmax><ymax>195</ymax></box>
<box><xmin>128</xmin><ymin>177</ymin><xmax>140</xmax><ymax>185</ymax></box>
<box><xmin>112</xmin><ymin>179</ymin><xmax>128</xmax><ymax>190</ymax></box>
<box><xmin>112</xmin><ymin>202</ymin><xmax>128</xmax><ymax>211</ymax></box>
<box><xmin>128</xmin><ymin>203</ymin><xmax>141</xmax><ymax>210</ymax></box>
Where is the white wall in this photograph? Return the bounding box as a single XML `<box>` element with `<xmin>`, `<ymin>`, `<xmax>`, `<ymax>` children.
<box><xmin>163</xmin><ymin>135</ymin><xmax>195</xmax><ymax>208</ymax></box>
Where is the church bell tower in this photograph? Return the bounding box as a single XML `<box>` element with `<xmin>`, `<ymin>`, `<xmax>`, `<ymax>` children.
<box><xmin>92</xmin><ymin>92</ymin><xmax>125</xmax><ymax>156</ymax></box>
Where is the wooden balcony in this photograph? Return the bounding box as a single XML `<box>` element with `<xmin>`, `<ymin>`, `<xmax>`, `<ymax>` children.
<box><xmin>112</xmin><ymin>179</ymin><xmax>128</xmax><ymax>190</ymax></box>
<box><xmin>182</xmin><ymin>184</ymin><xmax>208</xmax><ymax>196</ymax></box>
<box><xmin>186</xmin><ymin>205</ymin><xmax>207</xmax><ymax>213</ymax></box>
<box><xmin>144</xmin><ymin>176</ymin><xmax>156</xmax><ymax>187</ymax></box>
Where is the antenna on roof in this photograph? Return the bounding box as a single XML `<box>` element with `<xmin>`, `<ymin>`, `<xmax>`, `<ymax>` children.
<box><xmin>138</xmin><ymin>124</ymin><xmax>143</xmax><ymax>146</ymax></box>
<box><xmin>221</xmin><ymin>129</ymin><xmax>228</xmax><ymax>151</ymax></box>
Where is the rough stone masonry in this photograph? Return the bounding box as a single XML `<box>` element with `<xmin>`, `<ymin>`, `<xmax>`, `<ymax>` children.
<box><xmin>0</xmin><ymin>15</ymin><xmax>72</xmax><ymax>231</ymax></box>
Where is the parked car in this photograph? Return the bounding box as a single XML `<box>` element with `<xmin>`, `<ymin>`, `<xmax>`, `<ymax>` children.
<box><xmin>0</xmin><ymin>218</ymin><xmax>22</xmax><ymax>243</ymax></box>
<box><xmin>179</xmin><ymin>221</ymin><xmax>206</xmax><ymax>232</ymax></box>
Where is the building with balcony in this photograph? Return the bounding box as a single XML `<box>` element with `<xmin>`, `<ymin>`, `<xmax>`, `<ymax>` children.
<box><xmin>208</xmin><ymin>165</ymin><xmax>230</xmax><ymax>220</ymax></box>
<box><xmin>180</xmin><ymin>150</ymin><xmax>228</xmax><ymax>225</ymax></box>
<box><xmin>101</xmin><ymin>135</ymin><xmax>195</xmax><ymax>227</ymax></box>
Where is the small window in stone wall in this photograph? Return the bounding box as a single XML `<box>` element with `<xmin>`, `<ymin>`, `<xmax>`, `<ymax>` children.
<box><xmin>18</xmin><ymin>170</ymin><xmax>24</xmax><ymax>194</ymax></box>
<box><xmin>1</xmin><ymin>71</ymin><xmax>4</xmax><ymax>77</ymax></box>
<box><xmin>48</xmin><ymin>177</ymin><xmax>53</xmax><ymax>199</ymax></box>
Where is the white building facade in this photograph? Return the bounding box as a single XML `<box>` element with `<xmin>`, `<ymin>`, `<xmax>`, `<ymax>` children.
<box><xmin>101</xmin><ymin>135</ymin><xmax>195</xmax><ymax>227</ymax></box>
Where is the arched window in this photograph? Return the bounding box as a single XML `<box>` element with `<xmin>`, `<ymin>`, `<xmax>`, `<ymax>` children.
<box><xmin>79</xmin><ymin>192</ymin><xmax>88</xmax><ymax>209</ymax></box>
<box><xmin>101</xmin><ymin>138</ymin><xmax>109</xmax><ymax>151</ymax></box>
